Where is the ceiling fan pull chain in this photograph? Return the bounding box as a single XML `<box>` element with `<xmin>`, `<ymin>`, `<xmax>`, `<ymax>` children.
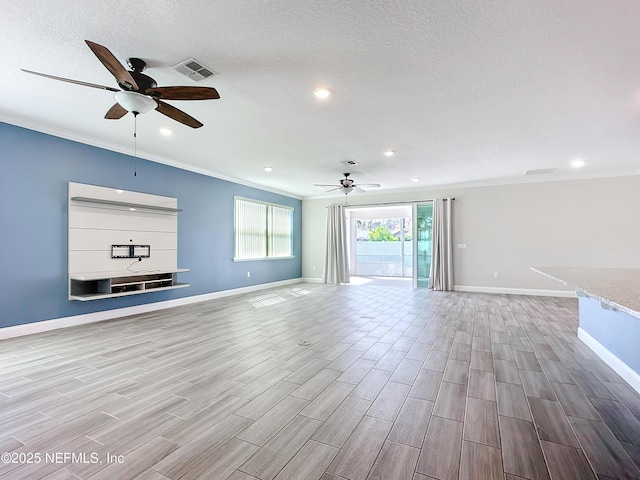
<box><xmin>133</xmin><ymin>112</ymin><xmax>138</xmax><ymax>177</ymax></box>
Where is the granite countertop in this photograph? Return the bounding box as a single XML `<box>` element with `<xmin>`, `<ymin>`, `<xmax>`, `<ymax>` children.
<box><xmin>531</xmin><ymin>267</ymin><xmax>640</xmax><ymax>319</ymax></box>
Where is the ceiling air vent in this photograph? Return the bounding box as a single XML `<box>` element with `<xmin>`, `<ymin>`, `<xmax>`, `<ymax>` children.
<box><xmin>172</xmin><ymin>58</ymin><xmax>217</xmax><ymax>82</ymax></box>
<box><xmin>343</xmin><ymin>160</ymin><xmax>359</xmax><ymax>166</ymax></box>
<box><xmin>524</xmin><ymin>168</ymin><xmax>555</xmax><ymax>176</ymax></box>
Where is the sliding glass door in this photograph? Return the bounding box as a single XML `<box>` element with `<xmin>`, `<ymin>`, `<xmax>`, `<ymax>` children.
<box><xmin>348</xmin><ymin>205</ymin><xmax>412</xmax><ymax>277</ymax></box>
<box><xmin>413</xmin><ymin>202</ymin><xmax>433</xmax><ymax>288</ymax></box>
<box><xmin>344</xmin><ymin>202</ymin><xmax>432</xmax><ymax>287</ymax></box>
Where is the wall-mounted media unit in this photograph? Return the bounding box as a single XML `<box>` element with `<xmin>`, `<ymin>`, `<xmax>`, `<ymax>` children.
<box><xmin>69</xmin><ymin>269</ymin><xmax>189</xmax><ymax>301</ymax></box>
<box><xmin>68</xmin><ymin>182</ymin><xmax>189</xmax><ymax>300</ymax></box>
<box><xmin>111</xmin><ymin>245</ymin><xmax>151</xmax><ymax>258</ymax></box>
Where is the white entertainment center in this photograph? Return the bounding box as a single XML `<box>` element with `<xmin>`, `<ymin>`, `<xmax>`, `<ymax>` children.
<box><xmin>68</xmin><ymin>182</ymin><xmax>189</xmax><ymax>301</ymax></box>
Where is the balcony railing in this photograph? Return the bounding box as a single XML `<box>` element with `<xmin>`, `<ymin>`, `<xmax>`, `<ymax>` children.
<box><xmin>355</xmin><ymin>240</ymin><xmax>431</xmax><ymax>277</ymax></box>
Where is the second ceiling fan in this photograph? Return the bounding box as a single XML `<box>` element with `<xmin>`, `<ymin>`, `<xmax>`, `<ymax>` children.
<box><xmin>22</xmin><ymin>40</ymin><xmax>220</xmax><ymax>128</ymax></box>
<box><xmin>314</xmin><ymin>173</ymin><xmax>381</xmax><ymax>195</ymax></box>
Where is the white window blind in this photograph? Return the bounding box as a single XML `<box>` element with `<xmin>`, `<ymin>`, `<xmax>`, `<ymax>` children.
<box><xmin>235</xmin><ymin>198</ymin><xmax>293</xmax><ymax>260</ymax></box>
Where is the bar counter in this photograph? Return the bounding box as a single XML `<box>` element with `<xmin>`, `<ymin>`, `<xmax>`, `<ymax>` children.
<box><xmin>532</xmin><ymin>267</ymin><xmax>640</xmax><ymax>393</ymax></box>
<box><xmin>531</xmin><ymin>267</ymin><xmax>640</xmax><ymax>319</ymax></box>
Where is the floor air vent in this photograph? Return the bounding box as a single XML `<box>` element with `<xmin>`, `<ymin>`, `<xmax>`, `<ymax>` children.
<box><xmin>172</xmin><ymin>58</ymin><xmax>217</xmax><ymax>82</ymax></box>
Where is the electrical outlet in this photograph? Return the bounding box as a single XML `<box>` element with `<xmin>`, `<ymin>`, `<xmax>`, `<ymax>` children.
<box><xmin>493</xmin><ymin>271</ymin><xmax>499</xmax><ymax>278</ymax></box>
<box><xmin>247</xmin><ymin>271</ymin><xmax>251</xmax><ymax>278</ymax></box>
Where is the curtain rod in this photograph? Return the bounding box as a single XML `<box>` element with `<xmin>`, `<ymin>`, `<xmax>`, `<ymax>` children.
<box><xmin>326</xmin><ymin>198</ymin><xmax>455</xmax><ymax>208</ymax></box>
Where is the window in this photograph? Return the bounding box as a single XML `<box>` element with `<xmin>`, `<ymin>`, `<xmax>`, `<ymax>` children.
<box><xmin>234</xmin><ymin>197</ymin><xmax>293</xmax><ymax>260</ymax></box>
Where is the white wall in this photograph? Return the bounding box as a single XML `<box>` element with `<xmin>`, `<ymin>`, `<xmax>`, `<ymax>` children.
<box><xmin>302</xmin><ymin>176</ymin><xmax>640</xmax><ymax>293</ymax></box>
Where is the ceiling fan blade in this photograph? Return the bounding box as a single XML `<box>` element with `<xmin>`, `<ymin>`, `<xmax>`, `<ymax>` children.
<box><xmin>21</xmin><ymin>69</ymin><xmax>119</xmax><ymax>92</ymax></box>
<box><xmin>85</xmin><ymin>40</ymin><xmax>139</xmax><ymax>91</ymax></box>
<box><xmin>356</xmin><ymin>183</ymin><xmax>381</xmax><ymax>187</ymax></box>
<box><xmin>105</xmin><ymin>103</ymin><xmax>128</xmax><ymax>119</ymax></box>
<box><xmin>313</xmin><ymin>184</ymin><xmax>341</xmax><ymax>187</ymax></box>
<box><xmin>146</xmin><ymin>86</ymin><xmax>220</xmax><ymax>100</ymax></box>
<box><xmin>155</xmin><ymin>100</ymin><xmax>203</xmax><ymax>128</ymax></box>
<box><xmin>325</xmin><ymin>187</ymin><xmax>342</xmax><ymax>192</ymax></box>
<box><xmin>354</xmin><ymin>187</ymin><xmax>366</xmax><ymax>193</ymax></box>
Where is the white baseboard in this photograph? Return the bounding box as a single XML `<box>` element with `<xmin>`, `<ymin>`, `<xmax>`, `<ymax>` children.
<box><xmin>302</xmin><ymin>277</ymin><xmax>323</xmax><ymax>284</ymax></box>
<box><xmin>0</xmin><ymin>278</ymin><xmax>302</xmax><ymax>340</ymax></box>
<box><xmin>578</xmin><ymin>327</ymin><xmax>640</xmax><ymax>394</ymax></box>
<box><xmin>454</xmin><ymin>285</ymin><xmax>576</xmax><ymax>297</ymax></box>
<box><xmin>302</xmin><ymin>279</ymin><xmax>575</xmax><ymax>296</ymax></box>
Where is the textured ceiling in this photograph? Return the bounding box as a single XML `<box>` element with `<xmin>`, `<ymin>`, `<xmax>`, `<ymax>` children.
<box><xmin>1</xmin><ymin>0</ymin><xmax>639</xmax><ymax>198</ymax></box>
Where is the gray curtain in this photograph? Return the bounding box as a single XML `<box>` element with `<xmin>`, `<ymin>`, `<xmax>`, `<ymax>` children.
<box><xmin>429</xmin><ymin>198</ymin><xmax>454</xmax><ymax>290</ymax></box>
<box><xmin>324</xmin><ymin>204</ymin><xmax>350</xmax><ymax>284</ymax></box>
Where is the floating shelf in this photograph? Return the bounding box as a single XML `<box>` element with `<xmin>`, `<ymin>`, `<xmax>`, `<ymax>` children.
<box><xmin>70</xmin><ymin>196</ymin><xmax>182</xmax><ymax>213</ymax></box>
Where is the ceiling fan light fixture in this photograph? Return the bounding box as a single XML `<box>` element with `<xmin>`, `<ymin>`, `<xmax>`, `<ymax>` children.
<box><xmin>342</xmin><ymin>186</ymin><xmax>354</xmax><ymax>195</ymax></box>
<box><xmin>115</xmin><ymin>91</ymin><xmax>156</xmax><ymax>115</ymax></box>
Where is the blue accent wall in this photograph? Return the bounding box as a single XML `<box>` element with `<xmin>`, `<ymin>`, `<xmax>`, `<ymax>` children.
<box><xmin>579</xmin><ymin>296</ymin><xmax>640</xmax><ymax>374</ymax></box>
<box><xmin>0</xmin><ymin>122</ymin><xmax>302</xmax><ymax>328</ymax></box>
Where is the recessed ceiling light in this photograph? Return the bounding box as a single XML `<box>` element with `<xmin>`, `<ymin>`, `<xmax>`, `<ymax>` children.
<box><xmin>571</xmin><ymin>158</ymin><xmax>585</xmax><ymax>168</ymax></box>
<box><xmin>116</xmin><ymin>189</ymin><xmax>124</xmax><ymax>193</ymax></box>
<box><xmin>264</xmin><ymin>166</ymin><xmax>273</xmax><ymax>172</ymax></box>
<box><xmin>384</xmin><ymin>150</ymin><xmax>395</xmax><ymax>157</ymax></box>
<box><xmin>129</xmin><ymin>208</ymin><xmax>136</xmax><ymax>211</ymax></box>
<box><xmin>411</xmin><ymin>177</ymin><xmax>420</xmax><ymax>183</ymax></box>
<box><xmin>159</xmin><ymin>128</ymin><xmax>173</xmax><ymax>136</ymax></box>
<box><xmin>313</xmin><ymin>87</ymin><xmax>331</xmax><ymax>99</ymax></box>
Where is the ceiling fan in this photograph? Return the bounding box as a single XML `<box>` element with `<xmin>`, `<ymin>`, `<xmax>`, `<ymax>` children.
<box><xmin>314</xmin><ymin>173</ymin><xmax>381</xmax><ymax>195</ymax></box>
<box><xmin>21</xmin><ymin>40</ymin><xmax>220</xmax><ymax>128</ymax></box>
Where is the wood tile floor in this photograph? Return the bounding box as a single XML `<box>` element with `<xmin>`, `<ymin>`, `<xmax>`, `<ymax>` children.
<box><xmin>2</xmin><ymin>282</ymin><xmax>640</xmax><ymax>479</ymax></box>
